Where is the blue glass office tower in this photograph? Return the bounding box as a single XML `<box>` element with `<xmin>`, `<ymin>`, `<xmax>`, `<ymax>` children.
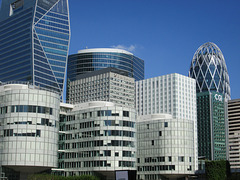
<box><xmin>189</xmin><ymin>42</ymin><xmax>230</xmax><ymax>160</ymax></box>
<box><xmin>68</xmin><ymin>48</ymin><xmax>144</xmax><ymax>81</ymax></box>
<box><xmin>0</xmin><ymin>0</ymin><xmax>70</xmax><ymax>95</ymax></box>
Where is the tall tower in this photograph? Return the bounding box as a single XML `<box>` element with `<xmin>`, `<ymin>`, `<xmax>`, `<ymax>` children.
<box><xmin>0</xmin><ymin>0</ymin><xmax>70</xmax><ymax>95</ymax></box>
<box><xmin>189</xmin><ymin>42</ymin><xmax>230</xmax><ymax>160</ymax></box>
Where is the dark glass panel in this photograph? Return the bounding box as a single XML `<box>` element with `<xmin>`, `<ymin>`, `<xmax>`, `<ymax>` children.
<box><xmin>202</xmin><ymin>81</ymin><xmax>208</xmax><ymax>92</ymax></box>
<box><xmin>201</xmin><ymin>60</ymin><xmax>207</xmax><ymax>75</ymax></box>
<box><xmin>194</xmin><ymin>65</ymin><xmax>200</xmax><ymax>77</ymax></box>
<box><xmin>205</xmin><ymin>70</ymin><xmax>212</xmax><ymax>87</ymax></box>
<box><xmin>214</xmin><ymin>72</ymin><xmax>220</xmax><ymax>87</ymax></box>
<box><xmin>209</xmin><ymin>63</ymin><xmax>215</xmax><ymax>75</ymax></box>
<box><xmin>197</xmin><ymin>72</ymin><xmax>204</xmax><ymax>88</ymax></box>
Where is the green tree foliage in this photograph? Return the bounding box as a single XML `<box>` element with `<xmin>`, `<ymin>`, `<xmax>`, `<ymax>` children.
<box><xmin>205</xmin><ymin>160</ymin><xmax>230</xmax><ymax>180</ymax></box>
<box><xmin>28</xmin><ymin>174</ymin><xmax>100</xmax><ymax>180</ymax></box>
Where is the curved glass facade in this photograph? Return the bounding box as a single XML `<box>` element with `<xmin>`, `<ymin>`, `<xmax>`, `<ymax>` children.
<box><xmin>189</xmin><ymin>42</ymin><xmax>230</xmax><ymax>100</ymax></box>
<box><xmin>189</xmin><ymin>42</ymin><xmax>229</xmax><ymax>160</ymax></box>
<box><xmin>0</xmin><ymin>0</ymin><xmax>70</xmax><ymax>95</ymax></box>
<box><xmin>68</xmin><ymin>48</ymin><xmax>144</xmax><ymax>81</ymax></box>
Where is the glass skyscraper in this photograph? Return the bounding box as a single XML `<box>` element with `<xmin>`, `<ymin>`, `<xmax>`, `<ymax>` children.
<box><xmin>67</xmin><ymin>48</ymin><xmax>144</xmax><ymax>81</ymax></box>
<box><xmin>189</xmin><ymin>42</ymin><xmax>230</xmax><ymax>160</ymax></box>
<box><xmin>0</xmin><ymin>0</ymin><xmax>70</xmax><ymax>95</ymax></box>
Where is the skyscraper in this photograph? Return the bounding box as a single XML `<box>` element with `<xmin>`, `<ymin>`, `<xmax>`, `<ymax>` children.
<box><xmin>67</xmin><ymin>48</ymin><xmax>144</xmax><ymax>82</ymax></box>
<box><xmin>189</xmin><ymin>42</ymin><xmax>230</xmax><ymax>160</ymax></box>
<box><xmin>0</xmin><ymin>0</ymin><xmax>70</xmax><ymax>95</ymax></box>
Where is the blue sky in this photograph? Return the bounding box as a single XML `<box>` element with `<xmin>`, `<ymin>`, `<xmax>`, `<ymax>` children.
<box><xmin>68</xmin><ymin>0</ymin><xmax>240</xmax><ymax>99</ymax></box>
<box><xmin>0</xmin><ymin>0</ymin><xmax>239</xmax><ymax>99</ymax></box>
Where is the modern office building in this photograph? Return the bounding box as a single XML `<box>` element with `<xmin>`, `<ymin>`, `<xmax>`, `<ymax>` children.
<box><xmin>0</xmin><ymin>82</ymin><xmax>60</xmax><ymax>180</ymax></box>
<box><xmin>67</xmin><ymin>67</ymin><xmax>135</xmax><ymax>108</ymax></box>
<box><xmin>0</xmin><ymin>0</ymin><xmax>70</xmax><ymax>95</ymax></box>
<box><xmin>136</xmin><ymin>73</ymin><xmax>198</xmax><ymax>179</ymax></box>
<box><xmin>228</xmin><ymin>99</ymin><xmax>240</xmax><ymax>171</ymax></box>
<box><xmin>67</xmin><ymin>48</ymin><xmax>144</xmax><ymax>82</ymax></box>
<box><xmin>55</xmin><ymin>101</ymin><xmax>137</xmax><ymax>180</ymax></box>
<box><xmin>189</xmin><ymin>42</ymin><xmax>230</xmax><ymax>160</ymax></box>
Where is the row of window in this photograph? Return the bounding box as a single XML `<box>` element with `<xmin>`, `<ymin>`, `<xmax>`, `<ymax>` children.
<box><xmin>4</xmin><ymin>129</ymin><xmax>41</xmax><ymax>137</ymax></box>
<box><xmin>0</xmin><ymin>21</ymin><xmax>31</xmax><ymax>42</ymax></box>
<box><xmin>0</xmin><ymin>44</ymin><xmax>30</xmax><ymax>59</ymax></box>
<box><xmin>119</xmin><ymin>161</ymin><xmax>135</xmax><ymax>167</ymax></box>
<box><xmin>83</xmin><ymin>161</ymin><xmax>110</xmax><ymax>168</ymax></box>
<box><xmin>64</xmin><ymin>150</ymin><xmax>134</xmax><ymax>159</ymax></box>
<box><xmin>65</xmin><ymin>120</ymin><xmax>135</xmax><ymax>130</ymax></box>
<box><xmin>138</xmin><ymin>165</ymin><xmax>176</xmax><ymax>171</ymax></box>
<box><xmin>66</xmin><ymin>140</ymin><xmax>135</xmax><ymax>149</ymax></box>
<box><xmin>41</xmin><ymin>15</ymin><xmax>69</xmax><ymax>25</ymax></box>
<box><xmin>104</xmin><ymin>130</ymin><xmax>135</xmax><ymax>138</ymax></box>
<box><xmin>38</xmin><ymin>34</ymin><xmax>68</xmax><ymax>46</ymax></box>
<box><xmin>0</xmin><ymin>59</ymin><xmax>30</xmax><ymax>77</ymax></box>
<box><xmin>0</xmin><ymin>64</ymin><xmax>30</xmax><ymax>80</ymax></box>
<box><xmin>10</xmin><ymin>105</ymin><xmax>53</xmax><ymax>115</ymax></box>
<box><xmin>145</xmin><ymin>156</ymin><xmax>167</xmax><ymax>163</ymax></box>
<box><xmin>35</xmin><ymin>28</ymin><xmax>69</xmax><ymax>40</ymax></box>
<box><xmin>63</xmin><ymin>161</ymin><xmax>134</xmax><ymax>169</ymax></box>
<box><xmin>104</xmin><ymin>120</ymin><xmax>135</xmax><ymax>128</ymax></box>
<box><xmin>35</xmin><ymin>71</ymin><xmax>59</xmax><ymax>87</ymax></box>
<box><xmin>65</xmin><ymin>111</ymin><xmax>130</xmax><ymax>122</ymax></box>
<box><xmin>0</xmin><ymin>29</ymin><xmax>29</xmax><ymax>49</ymax></box>
<box><xmin>0</xmin><ymin>8</ymin><xmax>32</xmax><ymax>28</ymax></box>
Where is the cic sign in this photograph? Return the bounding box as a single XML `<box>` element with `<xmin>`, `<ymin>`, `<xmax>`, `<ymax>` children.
<box><xmin>214</xmin><ymin>94</ymin><xmax>223</xmax><ymax>102</ymax></box>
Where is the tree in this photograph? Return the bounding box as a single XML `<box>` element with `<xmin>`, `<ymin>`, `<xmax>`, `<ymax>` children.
<box><xmin>205</xmin><ymin>160</ymin><xmax>230</xmax><ymax>180</ymax></box>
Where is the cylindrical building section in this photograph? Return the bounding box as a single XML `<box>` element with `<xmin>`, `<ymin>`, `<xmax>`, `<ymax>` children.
<box><xmin>61</xmin><ymin>101</ymin><xmax>136</xmax><ymax>179</ymax></box>
<box><xmin>0</xmin><ymin>83</ymin><xmax>60</xmax><ymax>179</ymax></box>
<box><xmin>137</xmin><ymin>114</ymin><xmax>197</xmax><ymax>180</ymax></box>
<box><xmin>67</xmin><ymin>48</ymin><xmax>144</xmax><ymax>81</ymax></box>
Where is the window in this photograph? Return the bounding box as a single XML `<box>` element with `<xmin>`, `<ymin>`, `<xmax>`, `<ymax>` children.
<box><xmin>164</xmin><ymin>122</ymin><xmax>168</xmax><ymax>127</ymax></box>
<box><xmin>4</xmin><ymin>129</ymin><xmax>13</xmax><ymax>137</ymax></box>
<box><xmin>169</xmin><ymin>156</ymin><xmax>172</xmax><ymax>162</ymax></box>
<box><xmin>36</xmin><ymin>130</ymin><xmax>41</xmax><ymax>137</ymax></box>
<box><xmin>104</xmin><ymin>150</ymin><xmax>111</xmax><ymax>156</ymax></box>
<box><xmin>115</xmin><ymin>152</ymin><xmax>119</xmax><ymax>156</ymax></box>
<box><xmin>123</xmin><ymin>111</ymin><xmax>129</xmax><ymax>117</ymax></box>
<box><xmin>179</xmin><ymin>156</ymin><xmax>184</xmax><ymax>162</ymax></box>
<box><xmin>152</xmin><ymin>140</ymin><xmax>154</xmax><ymax>145</ymax></box>
<box><xmin>159</xmin><ymin>131</ymin><xmax>162</xmax><ymax>136</ymax></box>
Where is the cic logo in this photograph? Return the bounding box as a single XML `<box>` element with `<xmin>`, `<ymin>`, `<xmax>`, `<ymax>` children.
<box><xmin>214</xmin><ymin>94</ymin><xmax>223</xmax><ymax>102</ymax></box>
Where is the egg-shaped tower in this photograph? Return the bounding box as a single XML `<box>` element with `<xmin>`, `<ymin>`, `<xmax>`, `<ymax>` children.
<box><xmin>189</xmin><ymin>42</ymin><xmax>230</xmax><ymax>100</ymax></box>
<box><xmin>189</xmin><ymin>42</ymin><xmax>230</xmax><ymax>161</ymax></box>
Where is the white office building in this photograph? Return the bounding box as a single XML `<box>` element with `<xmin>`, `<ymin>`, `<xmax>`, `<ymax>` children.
<box><xmin>228</xmin><ymin>99</ymin><xmax>240</xmax><ymax>172</ymax></box>
<box><xmin>57</xmin><ymin>101</ymin><xmax>137</xmax><ymax>180</ymax></box>
<box><xmin>136</xmin><ymin>73</ymin><xmax>198</xmax><ymax>180</ymax></box>
<box><xmin>0</xmin><ymin>83</ymin><xmax>60</xmax><ymax>180</ymax></box>
<box><xmin>68</xmin><ymin>67</ymin><xmax>135</xmax><ymax>108</ymax></box>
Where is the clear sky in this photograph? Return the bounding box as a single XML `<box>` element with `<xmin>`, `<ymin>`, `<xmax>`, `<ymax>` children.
<box><xmin>68</xmin><ymin>0</ymin><xmax>240</xmax><ymax>99</ymax></box>
<box><xmin>0</xmin><ymin>0</ymin><xmax>239</xmax><ymax>99</ymax></box>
